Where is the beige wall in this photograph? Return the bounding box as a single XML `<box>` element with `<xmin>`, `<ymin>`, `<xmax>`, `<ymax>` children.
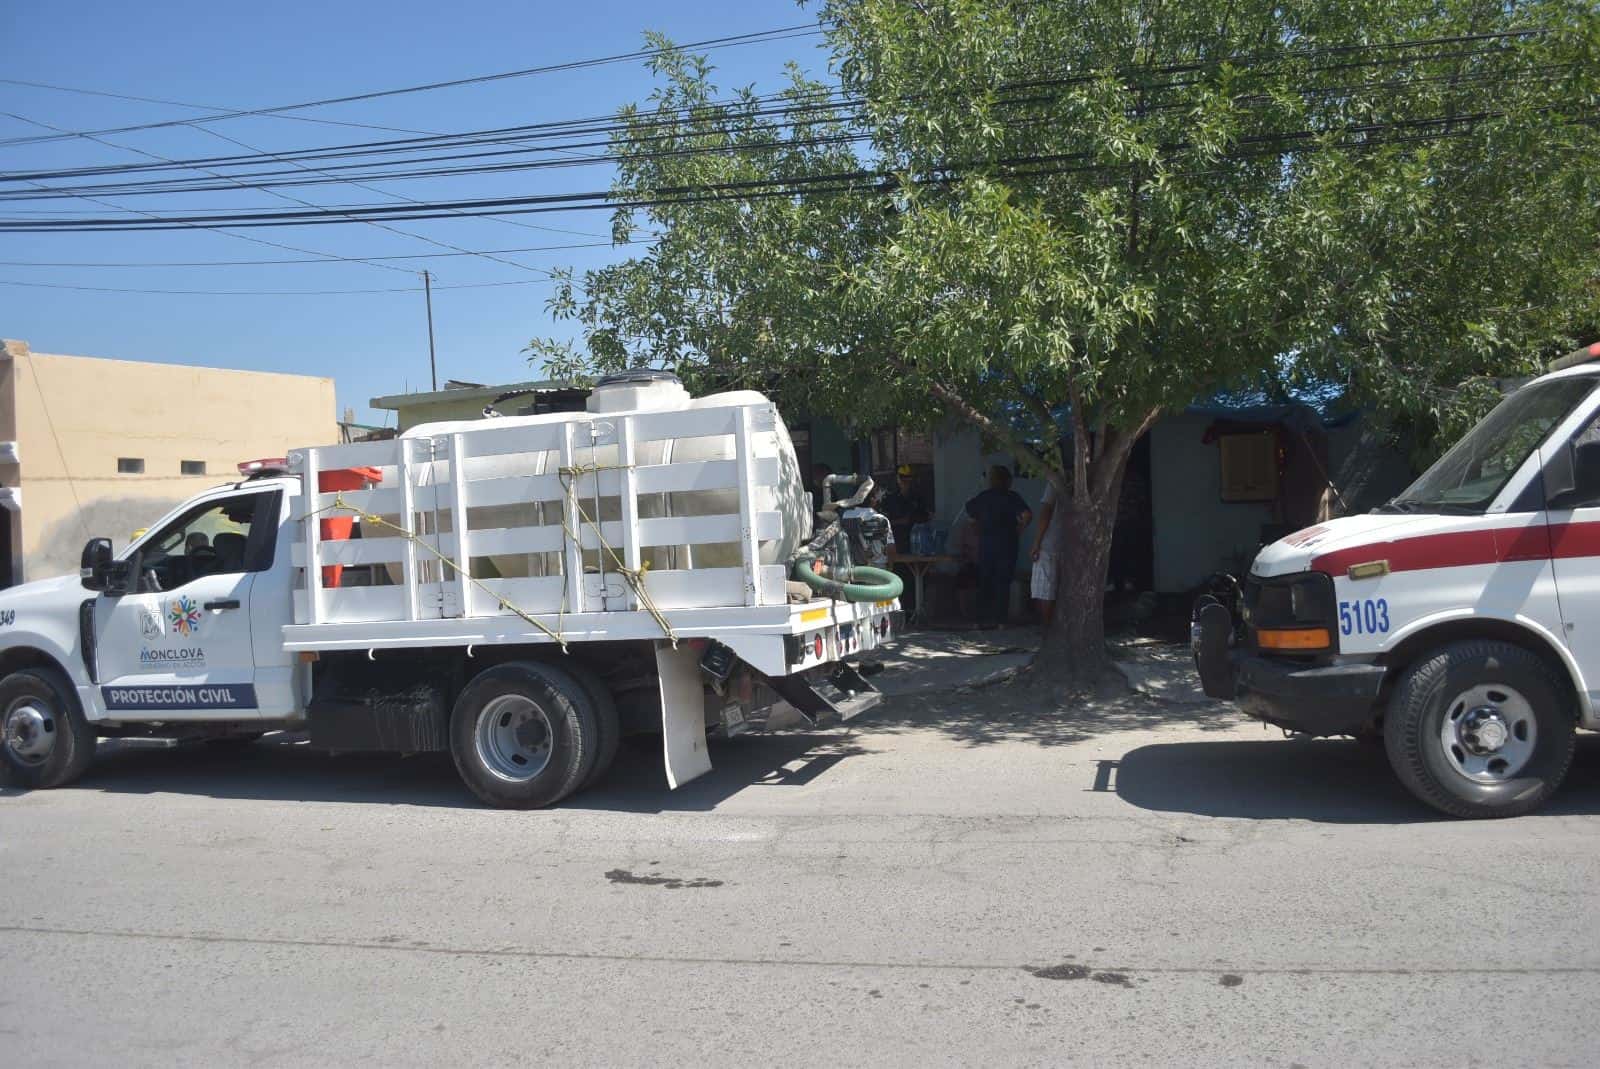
<box><xmin>0</xmin><ymin>339</ymin><xmax>336</xmax><ymax>582</ymax></box>
<box><xmin>386</xmin><ymin>395</ymin><xmax>495</xmax><ymax>430</ymax></box>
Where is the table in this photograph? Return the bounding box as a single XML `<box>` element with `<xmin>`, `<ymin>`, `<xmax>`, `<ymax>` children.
<box><xmin>888</xmin><ymin>553</ymin><xmax>956</xmax><ymax>627</ymax></box>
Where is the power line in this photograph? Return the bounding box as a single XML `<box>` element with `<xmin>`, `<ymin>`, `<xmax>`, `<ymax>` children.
<box><xmin>0</xmin><ymin>112</ymin><xmax>421</xmax><ymax>275</ymax></box>
<box><xmin>0</xmin><ymin>29</ymin><xmax>1541</xmax><ymax>188</ymax></box>
<box><xmin>0</xmin><ymin>24</ymin><xmax>826</xmax><ymax>149</ymax></box>
<box><xmin>0</xmin><ymin>77</ymin><xmax>465</xmax><ymax>137</ymax></box>
<box><xmin>2</xmin><ymin>101</ymin><xmax>1571</xmax><ymax>236</ymax></box>
<box><xmin>0</xmin><ymin>239</ymin><xmax>631</xmax><ymax>267</ymax></box>
<box><xmin>184</xmin><ymin>123</ymin><xmax>569</xmax><ymax>276</ymax></box>
<box><xmin>0</xmin><ymin>44</ymin><xmax>1558</xmax><ymax>207</ymax></box>
<box><xmin>0</xmin><ymin>277</ymin><xmax>559</xmax><ymax>296</ymax></box>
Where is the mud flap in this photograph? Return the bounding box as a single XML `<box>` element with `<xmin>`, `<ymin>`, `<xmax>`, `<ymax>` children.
<box><xmin>656</xmin><ymin>640</ymin><xmax>712</xmax><ymax>789</ymax></box>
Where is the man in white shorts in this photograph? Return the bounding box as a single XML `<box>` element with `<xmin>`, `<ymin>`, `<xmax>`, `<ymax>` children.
<box><xmin>1030</xmin><ymin>481</ymin><xmax>1067</xmax><ymax>625</ymax></box>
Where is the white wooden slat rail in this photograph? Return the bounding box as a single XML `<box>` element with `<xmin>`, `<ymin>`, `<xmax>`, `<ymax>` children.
<box><xmin>288</xmin><ymin>401</ymin><xmax>791</xmax><ymax>633</ymax></box>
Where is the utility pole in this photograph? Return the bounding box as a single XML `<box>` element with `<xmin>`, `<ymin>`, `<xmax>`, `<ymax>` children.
<box><xmin>421</xmin><ymin>270</ymin><xmax>438</xmax><ymax>391</ymax></box>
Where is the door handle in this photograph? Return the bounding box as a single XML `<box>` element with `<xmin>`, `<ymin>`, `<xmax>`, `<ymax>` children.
<box><xmin>204</xmin><ymin>599</ymin><xmax>241</xmax><ymax>611</ymax></box>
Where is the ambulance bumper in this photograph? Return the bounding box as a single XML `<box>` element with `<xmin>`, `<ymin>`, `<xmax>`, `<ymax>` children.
<box><xmin>1192</xmin><ymin>597</ymin><xmax>1387</xmax><ymax>735</ymax></box>
<box><xmin>1234</xmin><ymin>657</ymin><xmax>1388</xmax><ymax>736</ymax></box>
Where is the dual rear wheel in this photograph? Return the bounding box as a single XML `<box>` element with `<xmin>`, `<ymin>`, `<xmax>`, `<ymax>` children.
<box><xmin>449</xmin><ymin>660</ymin><xmax>621</xmax><ymax>809</ymax></box>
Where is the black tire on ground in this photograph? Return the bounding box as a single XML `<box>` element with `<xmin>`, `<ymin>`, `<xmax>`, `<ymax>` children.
<box><xmin>449</xmin><ymin>662</ymin><xmax>596</xmax><ymax>809</ymax></box>
<box><xmin>1384</xmin><ymin>640</ymin><xmax>1575</xmax><ymax>819</ymax></box>
<box><xmin>0</xmin><ymin>666</ymin><xmax>97</xmax><ymax>789</ymax></box>
<box><xmin>522</xmin><ymin>662</ymin><xmax>603</xmax><ymax>795</ymax></box>
<box><xmin>553</xmin><ymin>659</ymin><xmax>620</xmax><ymax>790</ymax></box>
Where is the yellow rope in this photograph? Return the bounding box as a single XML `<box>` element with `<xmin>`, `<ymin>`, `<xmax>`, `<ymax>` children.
<box><xmin>302</xmin><ymin>494</ymin><xmax>571</xmax><ymax>652</ymax></box>
<box><xmin>301</xmin><ymin>460</ymin><xmax>684</xmax><ymax>648</ymax></box>
<box><xmin>556</xmin><ymin>462</ymin><xmax>677</xmax><ymax>646</ymax></box>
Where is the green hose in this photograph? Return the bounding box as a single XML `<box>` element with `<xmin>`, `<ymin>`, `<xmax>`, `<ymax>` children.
<box><xmin>792</xmin><ymin>557</ymin><xmax>904</xmax><ymax>602</ymax></box>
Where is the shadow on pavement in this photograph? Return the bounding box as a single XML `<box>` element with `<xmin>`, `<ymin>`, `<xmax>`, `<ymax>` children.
<box><xmin>4</xmin><ymin>729</ymin><xmax>874</xmax><ymax>813</ymax></box>
<box><xmin>563</xmin><ymin>731</ymin><xmax>877</xmax><ymax>814</ymax></box>
<box><xmin>1112</xmin><ymin>733</ymin><xmax>1600</xmax><ymax>823</ymax></box>
<box><xmin>866</xmin><ymin>689</ymin><xmax>1238</xmax><ymax>748</ymax></box>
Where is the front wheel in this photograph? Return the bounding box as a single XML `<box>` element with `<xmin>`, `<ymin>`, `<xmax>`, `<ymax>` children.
<box><xmin>1384</xmin><ymin>640</ymin><xmax>1575</xmax><ymax>818</ymax></box>
<box><xmin>0</xmin><ymin>667</ymin><xmax>96</xmax><ymax>789</ymax></box>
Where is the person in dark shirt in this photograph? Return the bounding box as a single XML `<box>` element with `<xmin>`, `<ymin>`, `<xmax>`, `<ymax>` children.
<box><xmin>964</xmin><ymin>465</ymin><xmax>1032</xmax><ymax>628</ymax></box>
<box><xmin>880</xmin><ymin>465</ymin><xmax>931</xmax><ymax>550</ymax></box>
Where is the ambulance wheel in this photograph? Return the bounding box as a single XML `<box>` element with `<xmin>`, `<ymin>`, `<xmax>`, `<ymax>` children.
<box><xmin>0</xmin><ymin>667</ymin><xmax>96</xmax><ymax>789</ymax></box>
<box><xmin>450</xmin><ymin>662</ymin><xmax>596</xmax><ymax>809</ymax></box>
<box><xmin>1384</xmin><ymin>640</ymin><xmax>1574</xmax><ymax>819</ymax></box>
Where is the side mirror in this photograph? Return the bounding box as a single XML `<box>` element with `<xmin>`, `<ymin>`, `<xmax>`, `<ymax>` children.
<box><xmin>80</xmin><ymin>539</ymin><xmax>135</xmax><ymax>596</ymax></box>
<box><xmin>1545</xmin><ymin>442</ymin><xmax>1577</xmax><ymax>509</ymax></box>
<box><xmin>79</xmin><ymin>538</ymin><xmax>113</xmax><ymax>591</ymax></box>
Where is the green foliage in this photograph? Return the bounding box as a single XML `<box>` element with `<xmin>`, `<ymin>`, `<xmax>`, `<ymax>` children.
<box><xmin>537</xmin><ymin>1</ymin><xmax>1600</xmax><ymax>493</ymax></box>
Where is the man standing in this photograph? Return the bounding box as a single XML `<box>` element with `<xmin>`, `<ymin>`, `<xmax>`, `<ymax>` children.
<box><xmin>964</xmin><ymin>465</ymin><xmax>1031</xmax><ymax>629</ymax></box>
<box><xmin>1030</xmin><ymin>481</ymin><xmax>1067</xmax><ymax>625</ymax></box>
<box><xmin>880</xmin><ymin>465</ymin><xmax>931</xmax><ymax>550</ymax></box>
<box><xmin>880</xmin><ymin>464</ymin><xmax>931</xmax><ymax>615</ymax></box>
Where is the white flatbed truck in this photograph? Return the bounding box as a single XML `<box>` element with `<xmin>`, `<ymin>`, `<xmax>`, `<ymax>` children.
<box><xmin>0</xmin><ymin>373</ymin><xmax>901</xmax><ymax>807</ymax></box>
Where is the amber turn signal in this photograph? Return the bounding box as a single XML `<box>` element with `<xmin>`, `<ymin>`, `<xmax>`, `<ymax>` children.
<box><xmin>1256</xmin><ymin>627</ymin><xmax>1332</xmax><ymax>651</ymax></box>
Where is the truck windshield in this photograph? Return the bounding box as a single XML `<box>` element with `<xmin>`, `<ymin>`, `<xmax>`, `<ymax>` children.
<box><xmin>1389</xmin><ymin>375</ymin><xmax>1599</xmax><ymax>513</ymax></box>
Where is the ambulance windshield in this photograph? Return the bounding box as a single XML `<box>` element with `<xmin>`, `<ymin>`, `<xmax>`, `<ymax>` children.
<box><xmin>1392</xmin><ymin>375</ymin><xmax>1598</xmax><ymax>513</ymax></box>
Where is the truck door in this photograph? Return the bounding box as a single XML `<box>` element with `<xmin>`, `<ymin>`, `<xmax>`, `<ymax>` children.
<box><xmin>93</xmin><ymin>488</ymin><xmax>288</xmax><ymax>718</ymax></box>
<box><xmin>1545</xmin><ymin>410</ymin><xmax>1600</xmax><ymax>709</ymax></box>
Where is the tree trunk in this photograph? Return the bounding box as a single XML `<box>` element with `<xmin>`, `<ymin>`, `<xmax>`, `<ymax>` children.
<box><xmin>1024</xmin><ymin>438</ymin><xmax>1140</xmax><ymax>691</ymax></box>
<box><xmin>1030</xmin><ymin>493</ymin><xmax>1117</xmax><ymax>688</ymax></box>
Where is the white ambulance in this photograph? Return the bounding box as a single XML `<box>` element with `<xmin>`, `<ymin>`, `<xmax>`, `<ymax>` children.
<box><xmin>1195</xmin><ymin>341</ymin><xmax>1600</xmax><ymax>818</ymax></box>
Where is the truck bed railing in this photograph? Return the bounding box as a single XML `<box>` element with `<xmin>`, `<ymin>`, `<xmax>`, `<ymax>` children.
<box><xmin>287</xmin><ymin>401</ymin><xmax>794</xmax><ymax>632</ymax></box>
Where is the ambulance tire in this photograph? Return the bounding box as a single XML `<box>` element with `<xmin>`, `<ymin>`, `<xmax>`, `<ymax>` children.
<box><xmin>0</xmin><ymin>667</ymin><xmax>97</xmax><ymax>789</ymax></box>
<box><xmin>449</xmin><ymin>662</ymin><xmax>596</xmax><ymax>809</ymax></box>
<box><xmin>1384</xmin><ymin>640</ymin><xmax>1575</xmax><ymax>819</ymax></box>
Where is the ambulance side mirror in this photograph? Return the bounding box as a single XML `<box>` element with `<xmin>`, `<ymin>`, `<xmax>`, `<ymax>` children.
<box><xmin>1545</xmin><ymin>442</ymin><xmax>1578</xmax><ymax>509</ymax></box>
<box><xmin>1548</xmin><ymin>440</ymin><xmax>1600</xmax><ymax>509</ymax></box>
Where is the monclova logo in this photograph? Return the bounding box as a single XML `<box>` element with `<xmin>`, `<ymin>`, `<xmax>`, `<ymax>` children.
<box><xmin>168</xmin><ymin>596</ymin><xmax>203</xmax><ymax>637</ymax></box>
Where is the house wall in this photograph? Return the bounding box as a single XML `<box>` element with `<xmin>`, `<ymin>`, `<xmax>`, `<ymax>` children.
<box><xmin>1150</xmin><ymin>413</ymin><xmax>1276</xmax><ymax>592</ymax></box>
<box><xmin>385</xmin><ymin>395</ymin><xmax>493</xmax><ymax>430</ymax></box>
<box><xmin>1</xmin><ymin>339</ymin><xmax>336</xmax><ymax>582</ymax></box>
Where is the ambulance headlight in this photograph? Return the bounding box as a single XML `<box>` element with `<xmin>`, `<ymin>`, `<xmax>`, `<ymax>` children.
<box><xmin>1288</xmin><ymin>575</ymin><xmax>1335</xmax><ymax>624</ymax></box>
<box><xmin>1245</xmin><ymin>572</ymin><xmax>1336</xmax><ymax>629</ymax></box>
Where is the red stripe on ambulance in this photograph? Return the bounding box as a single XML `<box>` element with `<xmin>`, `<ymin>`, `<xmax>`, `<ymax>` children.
<box><xmin>1310</xmin><ymin>521</ymin><xmax>1600</xmax><ymax>576</ymax></box>
<box><xmin>1310</xmin><ymin>524</ymin><xmax>1554</xmax><ymax>575</ymax></box>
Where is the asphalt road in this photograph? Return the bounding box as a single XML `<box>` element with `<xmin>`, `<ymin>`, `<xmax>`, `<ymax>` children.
<box><xmin>4</xmin><ymin>687</ymin><xmax>1600</xmax><ymax>1066</ymax></box>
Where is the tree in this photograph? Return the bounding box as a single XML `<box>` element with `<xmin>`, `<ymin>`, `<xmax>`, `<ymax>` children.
<box><xmin>533</xmin><ymin>1</ymin><xmax>1600</xmax><ymax>688</ymax></box>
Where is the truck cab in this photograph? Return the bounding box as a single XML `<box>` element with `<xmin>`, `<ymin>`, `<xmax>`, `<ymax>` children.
<box><xmin>1194</xmin><ymin>342</ymin><xmax>1600</xmax><ymax>818</ymax></box>
<box><xmin>0</xmin><ymin>475</ymin><xmax>303</xmax><ymax>738</ymax></box>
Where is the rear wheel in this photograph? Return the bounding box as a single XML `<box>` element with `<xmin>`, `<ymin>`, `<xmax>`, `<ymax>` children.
<box><xmin>0</xmin><ymin>667</ymin><xmax>96</xmax><ymax>789</ymax></box>
<box><xmin>554</xmin><ymin>660</ymin><xmax>620</xmax><ymax>790</ymax></box>
<box><xmin>1384</xmin><ymin>640</ymin><xmax>1574</xmax><ymax>818</ymax></box>
<box><xmin>449</xmin><ymin>662</ymin><xmax>595</xmax><ymax>809</ymax></box>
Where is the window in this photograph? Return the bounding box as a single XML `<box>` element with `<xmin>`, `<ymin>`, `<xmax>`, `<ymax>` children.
<box><xmin>117</xmin><ymin>457</ymin><xmax>144</xmax><ymax>474</ymax></box>
<box><xmin>1400</xmin><ymin>376</ymin><xmax>1598</xmax><ymax>513</ymax></box>
<box><xmin>180</xmin><ymin>460</ymin><xmax>206</xmax><ymax>476</ymax></box>
<box><xmin>133</xmin><ymin>491</ymin><xmax>275</xmax><ymax>592</ymax></box>
<box><xmin>1218</xmin><ymin>432</ymin><xmax>1277</xmax><ymax>503</ymax></box>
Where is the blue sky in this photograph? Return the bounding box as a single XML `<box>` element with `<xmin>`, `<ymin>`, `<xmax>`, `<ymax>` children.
<box><xmin>2</xmin><ymin>0</ymin><xmax>831</xmax><ymax>426</ymax></box>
